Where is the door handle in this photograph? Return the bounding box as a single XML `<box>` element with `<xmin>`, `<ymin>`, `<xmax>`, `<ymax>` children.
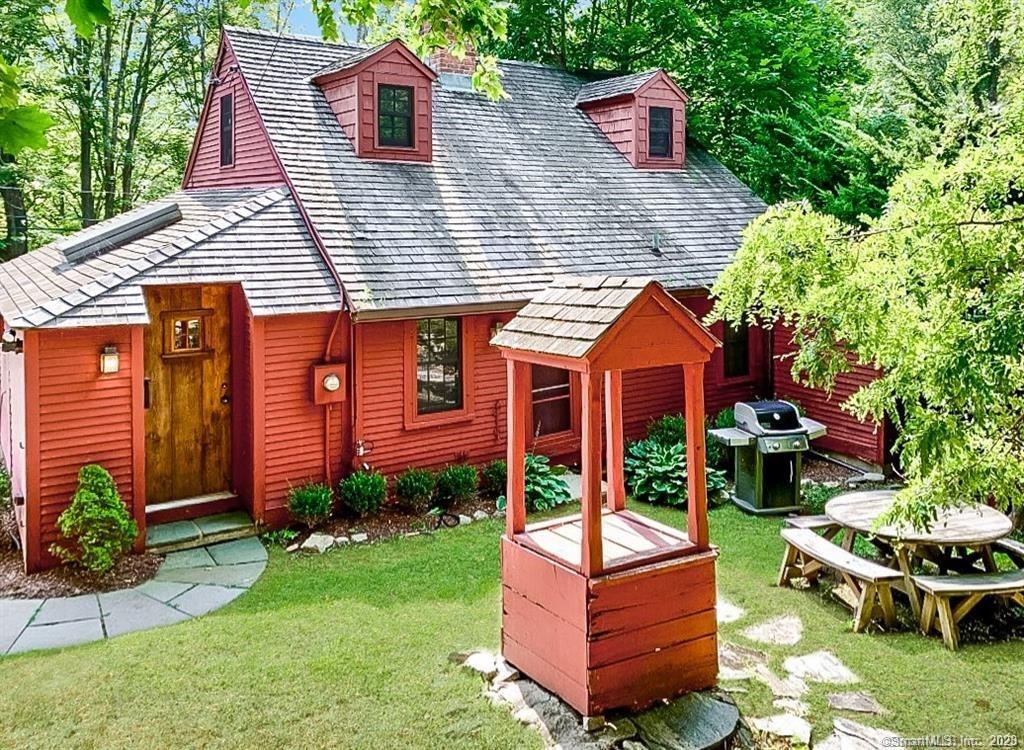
<box><xmin>144</xmin><ymin>378</ymin><xmax>151</xmax><ymax>409</ymax></box>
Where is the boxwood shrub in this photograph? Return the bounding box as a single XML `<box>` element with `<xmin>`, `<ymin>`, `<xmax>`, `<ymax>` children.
<box><xmin>395</xmin><ymin>468</ymin><xmax>436</xmax><ymax>513</ymax></box>
<box><xmin>434</xmin><ymin>464</ymin><xmax>478</xmax><ymax>509</ymax></box>
<box><xmin>288</xmin><ymin>482</ymin><xmax>334</xmax><ymax>527</ymax></box>
<box><xmin>338</xmin><ymin>470</ymin><xmax>387</xmax><ymax>517</ymax></box>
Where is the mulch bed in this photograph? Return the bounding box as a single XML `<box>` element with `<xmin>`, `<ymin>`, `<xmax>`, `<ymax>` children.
<box><xmin>0</xmin><ymin>547</ymin><xmax>163</xmax><ymax>599</ymax></box>
<box><xmin>0</xmin><ymin>507</ymin><xmax>162</xmax><ymax>599</ymax></box>
<box><xmin>313</xmin><ymin>497</ymin><xmax>500</xmax><ymax>544</ymax></box>
<box><xmin>802</xmin><ymin>455</ymin><xmax>862</xmax><ymax>484</ymax></box>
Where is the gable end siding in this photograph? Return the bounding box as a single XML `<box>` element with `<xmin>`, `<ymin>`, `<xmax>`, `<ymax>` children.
<box><xmin>184</xmin><ymin>42</ymin><xmax>285</xmax><ymax>189</ymax></box>
<box><xmin>580</xmin><ymin>99</ymin><xmax>637</xmax><ymax>166</ymax></box>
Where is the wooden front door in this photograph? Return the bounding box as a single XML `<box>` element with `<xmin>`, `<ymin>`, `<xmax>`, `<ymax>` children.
<box><xmin>144</xmin><ymin>286</ymin><xmax>232</xmax><ymax>505</ymax></box>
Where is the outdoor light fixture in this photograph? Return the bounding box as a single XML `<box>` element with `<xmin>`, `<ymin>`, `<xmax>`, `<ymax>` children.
<box><xmin>99</xmin><ymin>345</ymin><xmax>120</xmax><ymax>374</ymax></box>
<box><xmin>491</xmin><ymin>321</ymin><xmax>505</xmax><ymax>339</ymax></box>
<box><xmin>322</xmin><ymin>373</ymin><xmax>342</xmax><ymax>392</ymax></box>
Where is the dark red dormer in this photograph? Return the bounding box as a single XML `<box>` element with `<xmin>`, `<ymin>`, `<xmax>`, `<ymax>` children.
<box><xmin>312</xmin><ymin>39</ymin><xmax>438</xmax><ymax>163</ymax></box>
<box><xmin>575</xmin><ymin>70</ymin><xmax>688</xmax><ymax>170</ymax></box>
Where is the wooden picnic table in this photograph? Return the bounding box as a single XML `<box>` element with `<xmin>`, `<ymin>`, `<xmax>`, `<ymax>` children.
<box><xmin>825</xmin><ymin>489</ymin><xmax>1013</xmax><ymax>618</ymax></box>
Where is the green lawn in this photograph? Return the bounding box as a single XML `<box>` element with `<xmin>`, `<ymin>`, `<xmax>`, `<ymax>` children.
<box><xmin>0</xmin><ymin>504</ymin><xmax>1021</xmax><ymax>748</ymax></box>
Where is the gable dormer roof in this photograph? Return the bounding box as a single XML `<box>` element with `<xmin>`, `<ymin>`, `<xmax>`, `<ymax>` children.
<box><xmin>575</xmin><ymin>69</ymin><xmax>688</xmax><ymax>106</ymax></box>
<box><xmin>310</xmin><ymin>38</ymin><xmax>438</xmax><ymax>84</ymax></box>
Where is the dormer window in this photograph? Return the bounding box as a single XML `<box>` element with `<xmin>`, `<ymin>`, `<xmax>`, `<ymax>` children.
<box><xmin>378</xmin><ymin>84</ymin><xmax>414</xmax><ymax>148</ymax></box>
<box><xmin>648</xmin><ymin>106</ymin><xmax>672</xmax><ymax>158</ymax></box>
<box><xmin>219</xmin><ymin>93</ymin><xmax>234</xmax><ymax>167</ymax></box>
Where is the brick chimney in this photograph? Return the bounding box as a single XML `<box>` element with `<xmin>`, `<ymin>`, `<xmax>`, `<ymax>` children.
<box><xmin>428</xmin><ymin>44</ymin><xmax>477</xmax><ymax>75</ymax></box>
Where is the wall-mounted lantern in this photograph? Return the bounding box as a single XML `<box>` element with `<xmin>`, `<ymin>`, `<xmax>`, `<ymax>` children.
<box><xmin>99</xmin><ymin>345</ymin><xmax>120</xmax><ymax>374</ymax></box>
<box><xmin>490</xmin><ymin>321</ymin><xmax>505</xmax><ymax>339</ymax></box>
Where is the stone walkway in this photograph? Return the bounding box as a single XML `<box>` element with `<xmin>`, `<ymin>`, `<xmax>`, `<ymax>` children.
<box><xmin>1</xmin><ymin>537</ymin><xmax>267</xmax><ymax>655</ymax></box>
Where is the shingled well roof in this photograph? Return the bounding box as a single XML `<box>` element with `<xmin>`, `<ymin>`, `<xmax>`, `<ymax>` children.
<box><xmin>491</xmin><ymin>276</ymin><xmax>650</xmax><ymax>358</ymax></box>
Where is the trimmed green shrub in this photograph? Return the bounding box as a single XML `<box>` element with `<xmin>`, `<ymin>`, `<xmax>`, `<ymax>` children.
<box><xmin>714</xmin><ymin>407</ymin><xmax>735</xmax><ymax>429</ymax></box>
<box><xmin>338</xmin><ymin>470</ymin><xmax>387</xmax><ymax>517</ymax></box>
<box><xmin>288</xmin><ymin>482</ymin><xmax>333</xmax><ymax>527</ymax></box>
<box><xmin>647</xmin><ymin>413</ymin><xmax>685</xmax><ymax>446</ymax></box>
<box><xmin>480</xmin><ymin>459</ymin><xmax>507</xmax><ymax>501</ymax></box>
<box><xmin>624</xmin><ymin>439</ymin><xmax>728</xmax><ymax>507</ymax></box>
<box><xmin>50</xmin><ymin>464</ymin><xmax>137</xmax><ymax>574</ymax></box>
<box><xmin>524</xmin><ymin>454</ymin><xmax>571</xmax><ymax>512</ymax></box>
<box><xmin>395</xmin><ymin>468</ymin><xmax>437</xmax><ymax>513</ymax></box>
<box><xmin>434</xmin><ymin>464</ymin><xmax>479</xmax><ymax>509</ymax></box>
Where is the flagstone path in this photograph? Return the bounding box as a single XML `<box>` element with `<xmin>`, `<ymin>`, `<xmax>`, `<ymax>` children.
<box><xmin>1</xmin><ymin>537</ymin><xmax>266</xmax><ymax>655</ymax></box>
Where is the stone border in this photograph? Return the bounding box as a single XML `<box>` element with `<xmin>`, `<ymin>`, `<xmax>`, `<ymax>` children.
<box><xmin>1</xmin><ymin>537</ymin><xmax>267</xmax><ymax>655</ymax></box>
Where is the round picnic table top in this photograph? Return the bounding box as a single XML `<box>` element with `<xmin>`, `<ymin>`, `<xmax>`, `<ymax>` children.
<box><xmin>825</xmin><ymin>489</ymin><xmax>1013</xmax><ymax>547</ymax></box>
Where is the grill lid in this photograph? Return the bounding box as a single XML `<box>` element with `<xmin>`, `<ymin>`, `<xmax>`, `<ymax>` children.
<box><xmin>734</xmin><ymin>400</ymin><xmax>803</xmax><ymax>434</ymax></box>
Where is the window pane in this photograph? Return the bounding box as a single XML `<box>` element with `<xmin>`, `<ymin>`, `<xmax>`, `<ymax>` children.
<box><xmin>219</xmin><ymin>94</ymin><xmax>233</xmax><ymax>166</ymax></box>
<box><xmin>172</xmin><ymin>318</ymin><xmax>202</xmax><ymax>352</ymax></box>
<box><xmin>648</xmin><ymin>106</ymin><xmax>672</xmax><ymax>158</ymax></box>
<box><xmin>378</xmin><ymin>84</ymin><xmax>414</xmax><ymax>147</ymax></box>
<box><xmin>534</xmin><ymin>400</ymin><xmax>572</xmax><ymax>437</ymax></box>
<box><xmin>417</xmin><ymin>317</ymin><xmax>462</xmax><ymax>414</ymax></box>
<box><xmin>723</xmin><ymin>322</ymin><xmax>750</xmax><ymax>377</ymax></box>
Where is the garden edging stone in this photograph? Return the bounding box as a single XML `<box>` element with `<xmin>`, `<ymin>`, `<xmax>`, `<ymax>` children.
<box><xmin>0</xmin><ymin>537</ymin><xmax>266</xmax><ymax>655</ymax></box>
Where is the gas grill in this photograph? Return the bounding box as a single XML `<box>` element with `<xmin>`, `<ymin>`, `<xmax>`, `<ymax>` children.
<box><xmin>710</xmin><ymin>400</ymin><xmax>826</xmax><ymax>515</ymax></box>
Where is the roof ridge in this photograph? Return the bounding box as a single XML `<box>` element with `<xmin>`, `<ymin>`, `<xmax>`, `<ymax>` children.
<box><xmin>223</xmin><ymin>24</ymin><xmax>352</xmax><ymax>46</ymax></box>
<box><xmin>10</xmin><ymin>187</ymin><xmax>291</xmax><ymax>328</ymax></box>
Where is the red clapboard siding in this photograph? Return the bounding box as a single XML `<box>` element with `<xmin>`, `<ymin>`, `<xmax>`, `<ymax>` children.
<box><xmin>27</xmin><ymin>326</ymin><xmax>139</xmax><ymax>572</ymax></box>
<box><xmin>772</xmin><ymin>325</ymin><xmax>886</xmax><ymax>466</ymax></box>
<box><xmin>183</xmin><ymin>41</ymin><xmax>284</xmax><ymax>189</ymax></box>
<box><xmin>580</xmin><ymin>99</ymin><xmax>636</xmax><ymax>165</ymax></box>
<box><xmin>354</xmin><ymin>313</ymin><xmax>512</xmax><ymax>475</ymax></box>
<box><xmin>260</xmin><ymin>313</ymin><xmax>349</xmax><ymax>522</ymax></box>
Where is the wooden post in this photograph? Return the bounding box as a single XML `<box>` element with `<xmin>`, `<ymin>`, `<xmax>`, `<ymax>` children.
<box><xmin>683</xmin><ymin>363</ymin><xmax>709</xmax><ymax>549</ymax></box>
<box><xmin>581</xmin><ymin>369</ymin><xmax>604</xmax><ymax>576</ymax></box>
<box><xmin>604</xmin><ymin>370</ymin><xmax>625</xmax><ymax>511</ymax></box>
<box><xmin>506</xmin><ymin>359</ymin><xmax>530</xmax><ymax>536</ymax></box>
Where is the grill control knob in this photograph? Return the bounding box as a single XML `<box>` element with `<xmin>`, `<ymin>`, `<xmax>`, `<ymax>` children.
<box><xmin>792</xmin><ymin>439</ymin><xmax>801</xmax><ymax>449</ymax></box>
<box><xmin>770</xmin><ymin>442</ymin><xmax>780</xmax><ymax>450</ymax></box>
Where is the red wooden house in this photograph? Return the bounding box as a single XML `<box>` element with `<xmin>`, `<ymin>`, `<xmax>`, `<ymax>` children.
<box><xmin>0</xmin><ymin>27</ymin><xmax>886</xmax><ymax>572</ymax></box>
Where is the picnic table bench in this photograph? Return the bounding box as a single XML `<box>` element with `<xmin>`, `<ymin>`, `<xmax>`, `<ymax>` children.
<box><xmin>916</xmin><ymin>569</ymin><xmax>1024</xmax><ymax>650</ymax></box>
<box><xmin>779</xmin><ymin>528</ymin><xmax>902</xmax><ymax>632</ymax></box>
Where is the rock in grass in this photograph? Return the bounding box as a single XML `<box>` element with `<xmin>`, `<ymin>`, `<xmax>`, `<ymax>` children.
<box><xmin>783</xmin><ymin>651</ymin><xmax>858</xmax><ymax>684</ymax></box>
<box><xmin>350</xmin><ymin>532</ymin><xmax>369</xmax><ymax>543</ymax></box>
<box><xmin>462</xmin><ymin>650</ymin><xmax>498</xmax><ymax>680</ymax></box>
<box><xmin>300</xmin><ymin>533</ymin><xmax>334</xmax><ymax>553</ymax></box>
<box><xmin>772</xmin><ymin>698</ymin><xmax>809</xmax><ymax>716</ymax></box>
<box><xmin>458</xmin><ymin>514</ymin><xmax>473</xmax><ymax>525</ymax></box>
<box><xmin>749</xmin><ymin>714</ymin><xmax>812</xmax><ymax>747</ymax></box>
<box><xmin>633</xmin><ymin>692</ymin><xmax>740</xmax><ymax>750</ymax></box>
<box><xmin>828</xmin><ymin>691</ymin><xmax>885</xmax><ymax>715</ymax></box>
<box><xmin>472</xmin><ymin>509</ymin><xmax>490</xmax><ymax>521</ymax></box>
<box><xmin>833</xmin><ymin>717</ymin><xmax>903</xmax><ymax>748</ymax></box>
<box><xmin>742</xmin><ymin>614</ymin><xmax>803</xmax><ymax>646</ymax></box>
<box><xmin>334</xmin><ymin>535</ymin><xmax>350</xmax><ymax>546</ymax></box>
<box><xmin>716</xmin><ymin>598</ymin><xmax>745</xmax><ymax>624</ymax></box>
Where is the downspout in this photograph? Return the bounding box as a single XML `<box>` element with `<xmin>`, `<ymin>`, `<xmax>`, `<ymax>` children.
<box><xmin>227</xmin><ymin>39</ymin><xmax>357</xmax><ymax>487</ymax></box>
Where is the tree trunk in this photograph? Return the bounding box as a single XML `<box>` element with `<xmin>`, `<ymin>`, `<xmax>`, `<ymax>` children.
<box><xmin>1</xmin><ymin>155</ymin><xmax>29</xmax><ymax>260</ymax></box>
<box><xmin>75</xmin><ymin>35</ymin><xmax>97</xmax><ymax>227</ymax></box>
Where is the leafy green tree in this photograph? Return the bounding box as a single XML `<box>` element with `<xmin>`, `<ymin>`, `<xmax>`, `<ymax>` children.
<box><xmin>710</xmin><ymin>131</ymin><xmax>1024</xmax><ymax>530</ymax></box>
<box><xmin>494</xmin><ymin>0</ymin><xmax>890</xmax><ymax>222</ymax></box>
